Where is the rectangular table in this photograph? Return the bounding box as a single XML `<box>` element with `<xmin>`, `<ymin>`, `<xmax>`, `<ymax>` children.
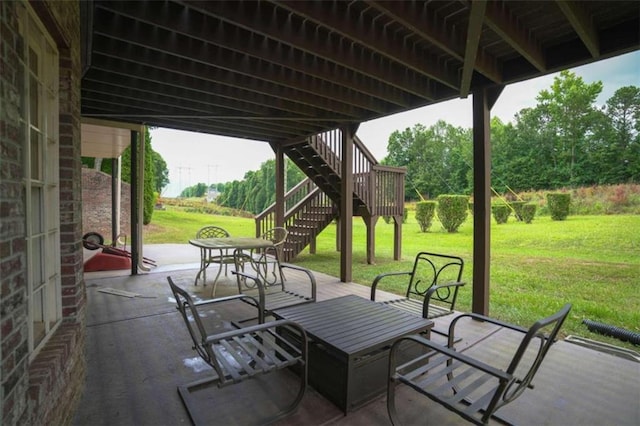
<box><xmin>189</xmin><ymin>237</ymin><xmax>274</xmax><ymax>295</ymax></box>
<box><xmin>273</xmin><ymin>294</ymin><xmax>433</xmax><ymax>413</ymax></box>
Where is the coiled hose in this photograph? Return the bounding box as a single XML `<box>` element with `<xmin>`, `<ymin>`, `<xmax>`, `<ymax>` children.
<box><xmin>582</xmin><ymin>319</ymin><xmax>640</xmax><ymax>346</ymax></box>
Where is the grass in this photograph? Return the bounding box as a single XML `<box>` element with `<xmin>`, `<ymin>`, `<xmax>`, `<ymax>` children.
<box><xmin>145</xmin><ymin>206</ymin><xmax>640</xmax><ymax>350</ymax></box>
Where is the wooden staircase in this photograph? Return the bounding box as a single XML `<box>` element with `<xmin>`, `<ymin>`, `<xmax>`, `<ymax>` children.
<box><xmin>256</xmin><ymin>129</ymin><xmax>405</xmax><ymax>262</ymax></box>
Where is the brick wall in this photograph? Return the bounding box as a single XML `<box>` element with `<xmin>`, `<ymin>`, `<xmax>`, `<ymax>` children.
<box><xmin>1</xmin><ymin>1</ymin><xmax>86</xmax><ymax>425</ymax></box>
<box><xmin>82</xmin><ymin>168</ymin><xmax>132</xmax><ymax>243</ymax></box>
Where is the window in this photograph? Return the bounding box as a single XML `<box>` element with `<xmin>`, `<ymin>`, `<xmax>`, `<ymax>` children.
<box><xmin>17</xmin><ymin>3</ymin><xmax>62</xmax><ymax>357</ymax></box>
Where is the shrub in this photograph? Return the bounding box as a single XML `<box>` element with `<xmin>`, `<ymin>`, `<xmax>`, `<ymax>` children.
<box><xmin>491</xmin><ymin>204</ymin><xmax>511</xmax><ymax>224</ymax></box>
<box><xmin>546</xmin><ymin>192</ymin><xmax>571</xmax><ymax>220</ymax></box>
<box><xmin>509</xmin><ymin>201</ymin><xmax>526</xmax><ymax>221</ymax></box>
<box><xmin>436</xmin><ymin>195</ymin><xmax>469</xmax><ymax>232</ymax></box>
<box><xmin>415</xmin><ymin>201</ymin><xmax>437</xmax><ymax>232</ymax></box>
<box><xmin>521</xmin><ymin>203</ymin><xmax>537</xmax><ymax>223</ymax></box>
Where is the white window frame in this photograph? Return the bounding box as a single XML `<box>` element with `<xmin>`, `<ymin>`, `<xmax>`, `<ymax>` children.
<box><xmin>17</xmin><ymin>2</ymin><xmax>62</xmax><ymax>359</ymax></box>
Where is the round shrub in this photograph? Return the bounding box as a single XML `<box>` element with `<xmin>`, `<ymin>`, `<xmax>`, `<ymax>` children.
<box><xmin>415</xmin><ymin>201</ymin><xmax>437</xmax><ymax>232</ymax></box>
<box><xmin>521</xmin><ymin>203</ymin><xmax>537</xmax><ymax>223</ymax></box>
<box><xmin>436</xmin><ymin>195</ymin><xmax>469</xmax><ymax>233</ymax></box>
<box><xmin>546</xmin><ymin>192</ymin><xmax>571</xmax><ymax>221</ymax></box>
<box><xmin>509</xmin><ymin>201</ymin><xmax>526</xmax><ymax>221</ymax></box>
<box><xmin>491</xmin><ymin>204</ymin><xmax>511</xmax><ymax>224</ymax></box>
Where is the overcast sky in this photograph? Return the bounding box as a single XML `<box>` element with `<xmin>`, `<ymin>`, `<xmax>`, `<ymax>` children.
<box><xmin>153</xmin><ymin>51</ymin><xmax>640</xmax><ymax>197</ymax></box>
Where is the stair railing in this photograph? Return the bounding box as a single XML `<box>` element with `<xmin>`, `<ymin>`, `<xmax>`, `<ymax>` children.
<box><xmin>255</xmin><ymin>178</ymin><xmax>316</xmax><ymax>237</ymax></box>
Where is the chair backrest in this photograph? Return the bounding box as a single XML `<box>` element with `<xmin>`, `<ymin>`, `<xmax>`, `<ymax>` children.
<box><xmin>167</xmin><ymin>277</ymin><xmax>225</xmax><ymax>379</ymax></box>
<box><xmin>500</xmin><ymin>303</ymin><xmax>572</xmax><ymax>406</ymax></box>
<box><xmin>261</xmin><ymin>227</ymin><xmax>288</xmax><ymax>246</ymax></box>
<box><xmin>196</xmin><ymin>225</ymin><xmax>230</xmax><ymax>239</ymax></box>
<box><xmin>406</xmin><ymin>251</ymin><xmax>464</xmax><ymax>301</ymax></box>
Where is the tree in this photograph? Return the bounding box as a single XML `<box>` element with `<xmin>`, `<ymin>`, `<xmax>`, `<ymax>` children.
<box><xmin>385</xmin><ymin>121</ymin><xmax>471</xmax><ymax>200</ymax></box>
<box><xmin>536</xmin><ymin>70</ymin><xmax>603</xmax><ymax>185</ymax></box>
<box><xmin>151</xmin><ymin>150</ymin><xmax>170</xmax><ymax>194</ymax></box>
<box><xmin>603</xmin><ymin>86</ymin><xmax>640</xmax><ymax>182</ymax></box>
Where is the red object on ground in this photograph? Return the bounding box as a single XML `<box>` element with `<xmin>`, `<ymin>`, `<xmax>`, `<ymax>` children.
<box><xmin>84</xmin><ymin>252</ymin><xmax>132</xmax><ymax>272</ymax></box>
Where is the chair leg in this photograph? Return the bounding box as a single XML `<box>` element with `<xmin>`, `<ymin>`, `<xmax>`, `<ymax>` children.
<box><xmin>210</xmin><ymin>265</ymin><xmax>224</xmax><ymax>298</ymax></box>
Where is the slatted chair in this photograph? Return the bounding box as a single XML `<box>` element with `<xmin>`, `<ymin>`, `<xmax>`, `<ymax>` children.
<box><xmin>370</xmin><ymin>251</ymin><xmax>465</xmax><ymax>322</ymax></box>
<box><xmin>387</xmin><ymin>303</ymin><xmax>572</xmax><ymax>426</ymax></box>
<box><xmin>232</xmin><ymin>250</ymin><xmax>316</xmax><ymax>320</ymax></box>
<box><xmin>167</xmin><ymin>277</ymin><xmax>308</xmax><ymax>424</ymax></box>
<box><xmin>193</xmin><ymin>225</ymin><xmax>235</xmax><ymax>296</ymax></box>
<box><xmin>252</xmin><ymin>227</ymin><xmax>289</xmax><ymax>285</ymax></box>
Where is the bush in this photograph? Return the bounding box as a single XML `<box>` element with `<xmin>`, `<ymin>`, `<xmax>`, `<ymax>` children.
<box><xmin>547</xmin><ymin>192</ymin><xmax>571</xmax><ymax>221</ymax></box>
<box><xmin>509</xmin><ymin>201</ymin><xmax>526</xmax><ymax>221</ymax></box>
<box><xmin>436</xmin><ymin>195</ymin><xmax>469</xmax><ymax>232</ymax></box>
<box><xmin>521</xmin><ymin>203</ymin><xmax>537</xmax><ymax>223</ymax></box>
<box><xmin>415</xmin><ymin>201</ymin><xmax>437</xmax><ymax>232</ymax></box>
<box><xmin>491</xmin><ymin>204</ymin><xmax>511</xmax><ymax>224</ymax></box>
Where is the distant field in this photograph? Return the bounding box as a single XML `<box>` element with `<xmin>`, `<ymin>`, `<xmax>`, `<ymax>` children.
<box><xmin>145</xmin><ymin>206</ymin><xmax>640</xmax><ymax>350</ymax></box>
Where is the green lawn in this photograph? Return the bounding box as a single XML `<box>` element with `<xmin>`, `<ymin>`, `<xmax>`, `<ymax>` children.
<box><xmin>145</xmin><ymin>207</ymin><xmax>640</xmax><ymax>349</ymax></box>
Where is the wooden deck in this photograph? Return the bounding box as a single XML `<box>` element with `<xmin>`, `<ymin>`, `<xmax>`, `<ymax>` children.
<box><xmin>73</xmin><ymin>263</ymin><xmax>639</xmax><ymax>426</ymax></box>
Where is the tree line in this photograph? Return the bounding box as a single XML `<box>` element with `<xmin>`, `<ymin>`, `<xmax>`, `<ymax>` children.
<box><xmin>186</xmin><ymin>71</ymin><xmax>639</xmax><ymax>212</ymax></box>
<box><xmin>182</xmin><ymin>159</ymin><xmax>307</xmax><ymax>214</ymax></box>
<box><xmin>383</xmin><ymin>71</ymin><xmax>639</xmax><ymax>200</ymax></box>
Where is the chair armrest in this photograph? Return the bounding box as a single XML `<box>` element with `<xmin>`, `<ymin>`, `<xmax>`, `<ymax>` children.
<box><xmin>447</xmin><ymin>312</ymin><xmax>529</xmax><ymax>347</ymax></box>
<box><xmin>193</xmin><ymin>293</ymin><xmax>259</xmax><ymax>308</ymax></box>
<box><xmin>193</xmin><ymin>293</ymin><xmax>263</xmax><ymax>324</ymax></box>
<box><xmin>391</xmin><ymin>334</ymin><xmax>511</xmax><ymax>382</ymax></box>
<box><xmin>281</xmin><ymin>263</ymin><xmax>317</xmax><ymax>300</ymax></box>
<box><xmin>370</xmin><ymin>271</ymin><xmax>412</xmax><ymax>301</ymax></box>
<box><xmin>205</xmin><ymin>319</ymin><xmax>306</xmax><ymax>345</ymax></box>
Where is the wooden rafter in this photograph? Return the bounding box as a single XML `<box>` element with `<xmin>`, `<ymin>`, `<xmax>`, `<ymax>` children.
<box><xmin>555</xmin><ymin>0</ymin><xmax>600</xmax><ymax>58</ymax></box>
<box><xmin>460</xmin><ymin>1</ymin><xmax>487</xmax><ymax>98</ymax></box>
<box><xmin>484</xmin><ymin>1</ymin><xmax>546</xmax><ymax>72</ymax></box>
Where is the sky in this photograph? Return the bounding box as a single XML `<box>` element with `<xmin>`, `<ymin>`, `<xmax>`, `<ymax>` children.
<box><xmin>152</xmin><ymin>51</ymin><xmax>640</xmax><ymax>197</ymax></box>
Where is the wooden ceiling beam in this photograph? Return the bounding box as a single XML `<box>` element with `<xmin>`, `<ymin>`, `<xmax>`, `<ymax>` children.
<box><xmin>88</xmin><ymin>45</ymin><xmax>367</xmax><ymax>121</ymax></box>
<box><xmin>460</xmin><ymin>0</ymin><xmax>487</xmax><ymax>98</ymax></box>
<box><xmin>555</xmin><ymin>0</ymin><xmax>600</xmax><ymax>59</ymax></box>
<box><xmin>81</xmin><ymin>84</ymin><xmax>322</xmax><ymax>135</ymax></box>
<box><xmin>484</xmin><ymin>1</ymin><xmax>546</xmax><ymax>72</ymax></box>
<box><xmin>366</xmin><ymin>0</ymin><xmax>502</xmax><ymax>85</ymax></box>
<box><xmin>96</xmin><ymin>2</ymin><xmax>416</xmax><ymax>108</ymax></box>
<box><xmin>90</xmin><ymin>25</ymin><xmax>390</xmax><ymax>118</ymax></box>
<box><xmin>82</xmin><ymin>98</ymin><xmax>306</xmax><ymax>141</ymax></box>
<box><xmin>275</xmin><ymin>0</ymin><xmax>459</xmax><ymax>90</ymax></box>
<box><xmin>179</xmin><ymin>0</ymin><xmax>435</xmax><ymax>101</ymax></box>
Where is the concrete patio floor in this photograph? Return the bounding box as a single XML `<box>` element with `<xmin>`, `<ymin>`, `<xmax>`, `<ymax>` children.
<box><xmin>73</xmin><ymin>245</ymin><xmax>640</xmax><ymax>426</ymax></box>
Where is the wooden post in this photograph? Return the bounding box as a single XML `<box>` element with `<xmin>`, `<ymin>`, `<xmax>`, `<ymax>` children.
<box><xmin>472</xmin><ymin>85</ymin><xmax>504</xmax><ymax>315</ymax></box>
<box><xmin>340</xmin><ymin>125</ymin><xmax>355</xmax><ymax>282</ymax></box>
<box><xmin>130</xmin><ymin>130</ymin><xmax>139</xmax><ymax>275</ymax></box>
<box><xmin>274</xmin><ymin>145</ymin><xmax>285</xmax><ymax>229</ymax></box>
<box><xmin>363</xmin><ymin>214</ymin><xmax>378</xmax><ymax>264</ymax></box>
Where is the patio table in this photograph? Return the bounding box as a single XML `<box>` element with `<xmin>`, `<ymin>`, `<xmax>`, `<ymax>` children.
<box><xmin>273</xmin><ymin>294</ymin><xmax>433</xmax><ymax>413</ymax></box>
<box><xmin>189</xmin><ymin>237</ymin><xmax>273</xmax><ymax>289</ymax></box>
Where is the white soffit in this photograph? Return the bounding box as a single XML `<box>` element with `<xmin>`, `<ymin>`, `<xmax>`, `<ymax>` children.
<box><xmin>81</xmin><ymin>119</ymin><xmax>141</xmax><ymax>158</ymax></box>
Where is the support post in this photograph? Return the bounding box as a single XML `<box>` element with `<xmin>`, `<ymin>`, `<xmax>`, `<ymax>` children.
<box><xmin>130</xmin><ymin>130</ymin><xmax>139</xmax><ymax>275</ymax></box>
<box><xmin>472</xmin><ymin>85</ymin><xmax>503</xmax><ymax>315</ymax></box>
<box><xmin>339</xmin><ymin>126</ymin><xmax>356</xmax><ymax>282</ymax></box>
<box><xmin>275</xmin><ymin>145</ymin><xmax>285</xmax><ymax>229</ymax></box>
<box><xmin>111</xmin><ymin>157</ymin><xmax>120</xmax><ymax>243</ymax></box>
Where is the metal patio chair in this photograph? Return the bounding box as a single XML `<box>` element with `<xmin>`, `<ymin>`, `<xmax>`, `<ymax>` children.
<box><xmin>193</xmin><ymin>225</ymin><xmax>235</xmax><ymax>295</ymax></box>
<box><xmin>167</xmin><ymin>276</ymin><xmax>308</xmax><ymax>424</ymax></box>
<box><xmin>232</xmin><ymin>250</ymin><xmax>316</xmax><ymax>320</ymax></box>
<box><xmin>387</xmin><ymin>303</ymin><xmax>572</xmax><ymax>425</ymax></box>
<box><xmin>370</xmin><ymin>251</ymin><xmax>465</xmax><ymax>322</ymax></box>
<box><xmin>252</xmin><ymin>226</ymin><xmax>289</xmax><ymax>285</ymax></box>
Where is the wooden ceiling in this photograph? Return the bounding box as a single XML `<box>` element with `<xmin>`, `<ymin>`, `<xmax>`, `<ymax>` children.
<box><xmin>80</xmin><ymin>0</ymin><xmax>640</xmax><ymax>144</ymax></box>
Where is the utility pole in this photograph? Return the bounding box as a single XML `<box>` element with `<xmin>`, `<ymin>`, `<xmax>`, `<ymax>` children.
<box><xmin>177</xmin><ymin>166</ymin><xmax>193</xmax><ymax>197</ymax></box>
